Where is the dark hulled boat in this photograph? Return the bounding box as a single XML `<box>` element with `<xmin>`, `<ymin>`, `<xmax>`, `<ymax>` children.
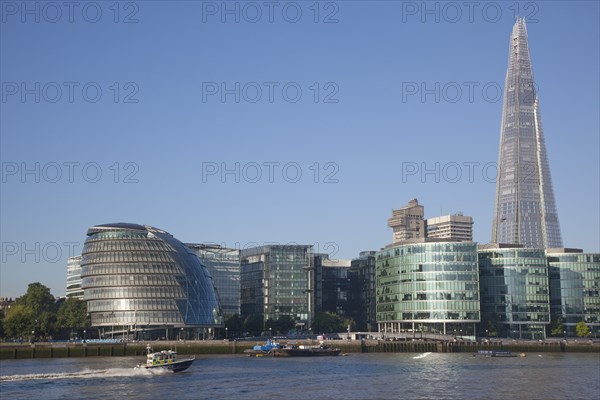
<box><xmin>135</xmin><ymin>344</ymin><xmax>195</xmax><ymax>372</ymax></box>
<box><xmin>272</xmin><ymin>345</ymin><xmax>341</xmax><ymax>357</ymax></box>
<box><xmin>474</xmin><ymin>350</ymin><xmax>526</xmax><ymax>358</ymax></box>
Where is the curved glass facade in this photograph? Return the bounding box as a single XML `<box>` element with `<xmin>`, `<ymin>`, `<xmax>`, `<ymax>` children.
<box><xmin>186</xmin><ymin>244</ymin><xmax>241</xmax><ymax>316</ymax></box>
<box><xmin>376</xmin><ymin>242</ymin><xmax>480</xmax><ymax>337</ymax></box>
<box><xmin>81</xmin><ymin>223</ymin><xmax>222</xmax><ymax>330</ymax></box>
<box><xmin>66</xmin><ymin>255</ymin><xmax>83</xmax><ymax>299</ymax></box>
<box><xmin>478</xmin><ymin>247</ymin><xmax>549</xmax><ymax>339</ymax></box>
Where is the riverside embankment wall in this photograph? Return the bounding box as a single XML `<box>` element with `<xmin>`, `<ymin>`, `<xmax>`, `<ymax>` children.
<box><xmin>1</xmin><ymin>339</ymin><xmax>598</xmax><ymax>359</ymax></box>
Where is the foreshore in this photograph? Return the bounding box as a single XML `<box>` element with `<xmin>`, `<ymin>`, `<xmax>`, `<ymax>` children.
<box><xmin>1</xmin><ymin>338</ymin><xmax>598</xmax><ymax>359</ymax></box>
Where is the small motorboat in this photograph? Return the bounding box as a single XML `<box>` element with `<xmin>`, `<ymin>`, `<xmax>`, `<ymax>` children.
<box><xmin>272</xmin><ymin>344</ymin><xmax>341</xmax><ymax>357</ymax></box>
<box><xmin>244</xmin><ymin>339</ymin><xmax>341</xmax><ymax>357</ymax></box>
<box><xmin>244</xmin><ymin>339</ymin><xmax>281</xmax><ymax>357</ymax></box>
<box><xmin>135</xmin><ymin>344</ymin><xmax>195</xmax><ymax>372</ymax></box>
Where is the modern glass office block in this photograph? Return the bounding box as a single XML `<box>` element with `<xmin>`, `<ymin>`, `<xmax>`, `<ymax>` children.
<box><xmin>349</xmin><ymin>251</ymin><xmax>377</xmax><ymax>332</ymax></box>
<box><xmin>187</xmin><ymin>244</ymin><xmax>241</xmax><ymax>316</ymax></box>
<box><xmin>547</xmin><ymin>250</ymin><xmax>600</xmax><ymax>337</ymax></box>
<box><xmin>376</xmin><ymin>241</ymin><xmax>480</xmax><ymax>338</ymax></box>
<box><xmin>240</xmin><ymin>245</ymin><xmax>313</xmax><ymax>326</ymax></box>
<box><xmin>478</xmin><ymin>246</ymin><xmax>549</xmax><ymax>339</ymax></box>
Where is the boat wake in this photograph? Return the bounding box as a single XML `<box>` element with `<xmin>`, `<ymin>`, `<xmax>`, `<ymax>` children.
<box><xmin>0</xmin><ymin>367</ymin><xmax>169</xmax><ymax>382</ymax></box>
<box><xmin>412</xmin><ymin>352</ymin><xmax>432</xmax><ymax>359</ymax></box>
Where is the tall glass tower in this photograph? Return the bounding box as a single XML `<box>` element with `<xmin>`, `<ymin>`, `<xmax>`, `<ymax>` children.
<box><xmin>492</xmin><ymin>18</ymin><xmax>562</xmax><ymax>248</ymax></box>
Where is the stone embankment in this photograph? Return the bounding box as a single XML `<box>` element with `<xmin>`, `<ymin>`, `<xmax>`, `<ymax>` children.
<box><xmin>1</xmin><ymin>339</ymin><xmax>598</xmax><ymax>359</ymax></box>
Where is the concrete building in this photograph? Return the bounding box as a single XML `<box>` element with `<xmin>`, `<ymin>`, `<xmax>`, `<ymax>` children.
<box><xmin>388</xmin><ymin>199</ymin><xmax>473</xmax><ymax>245</ymax></box>
<box><xmin>426</xmin><ymin>214</ymin><xmax>473</xmax><ymax>242</ymax></box>
<box><xmin>387</xmin><ymin>198</ymin><xmax>425</xmax><ymax>244</ymax></box>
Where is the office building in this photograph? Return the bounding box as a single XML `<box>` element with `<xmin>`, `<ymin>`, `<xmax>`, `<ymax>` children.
<box><xmin>478</xmin><ymin>244</ymin><xmax>550</xmax><ymax>339</ymax></box>
<box><xmin>349</xmin><ymin>251</ymin><xmax>377</xmax><ymax>332</ymax></box>
<box><xmin>491</xmin><ymin>18</ymin><xmax>562</xmax><ymax>248</ymax></box>
<box><xmin>186</xmin><ymin>243</ymin><xmax>241</xmax><ymax>316</ymax></box>
<box><xmin>81</xmin><ymin>223</ymin><xmax>222</xmax><ymax>340</ymax></box>
<box><xmin>240</xmin><ymin>245</ymin><xmax>313</xmax><ymax>328</ymax></box>
<box><xmin>376</xmin><ymin>240</ymin><xmax>480</xmax><ymax>338</ymax></box>
<box><xmin>66</xmin><ymin>255</ymin><xmax>83</xmax><ymax>299</ymax></box>
<box><xmin>547</xmin><ymin>248</ymin><xmax>600</xmax><ymax>337</ymax></box>
<box><xmin>388</xmin><ymin>198</ymin><xmax>425</xmax><ymax>244</ymax></box>
<box><xmin>426</xmin><ymin>214</ymin><xmax>473</xmax><ymax>242</ymax></box>
<box><xmin>313</xmin><ymin>254</ymin><xmax>352</xmax><ymax>316</ymax></box>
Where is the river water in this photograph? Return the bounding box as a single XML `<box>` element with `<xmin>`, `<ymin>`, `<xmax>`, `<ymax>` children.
<box><xmin>1</xmin><ymin>352</ymin><xmax>599</xmax><ymax>399</ymax></box>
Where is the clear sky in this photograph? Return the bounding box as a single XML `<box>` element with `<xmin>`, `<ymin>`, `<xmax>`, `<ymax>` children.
<box><xmin>1</xmin><ymin>1</ymin><xmax>598</xmax><ymax>299</ymax></box>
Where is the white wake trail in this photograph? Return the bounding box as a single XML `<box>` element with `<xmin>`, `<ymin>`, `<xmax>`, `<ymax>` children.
<box><xmin>412</xmin><ymin>352</ymin><xmax>432</xmax><ymax>359</ymax></box>
<box><xmin>0</xmin><ymin>367</ymin><xmax>169</xmax><ymax>382</ymax></box>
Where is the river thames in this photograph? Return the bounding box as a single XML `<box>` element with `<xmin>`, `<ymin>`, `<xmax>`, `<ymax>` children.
<box><xmin>1</xmin><ymin>352</ymin><xmax>599</xmax><ymax>399</ymax></box>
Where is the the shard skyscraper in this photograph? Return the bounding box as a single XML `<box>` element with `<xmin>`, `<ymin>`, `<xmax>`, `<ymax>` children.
<box><xmin>491</xmin><ymin>18</ymin><xmax>563</xmax><ymax>248</ymax></box>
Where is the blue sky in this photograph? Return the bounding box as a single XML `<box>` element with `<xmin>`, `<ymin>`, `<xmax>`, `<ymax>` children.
<box><xmin>1</xmin><ymin>1</ymin><xmax>599</xmax><ymax>298</ymax></box>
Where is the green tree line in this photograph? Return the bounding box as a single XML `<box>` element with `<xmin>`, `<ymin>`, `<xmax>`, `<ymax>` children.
<box><xmin>0</xmin><ymin>282</ymin><xmax>89</xmax><ymax>341</ymax></box>
<box><xmin>225</xmin><ymin>312</ymin><xmax>355</xmax><ymax>337</ymax></box>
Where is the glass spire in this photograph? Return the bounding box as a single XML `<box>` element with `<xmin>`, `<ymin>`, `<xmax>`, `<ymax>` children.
<box><xmin>492</xmin><ymin>18</ymin><xmax>562</xmax><ymax>248</ymax></box>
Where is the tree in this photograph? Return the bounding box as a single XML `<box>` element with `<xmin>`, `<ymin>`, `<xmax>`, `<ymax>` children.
<box><xmin>275</xmin><ymin>315</ymin><xmax>295</xmax><ymax>334</ymax></box>
<box><xmin>550</xmin><ymin>317</ymin><xmax>565</xmax><ymax>337</ymax></box>
<box><xmin>265</xmin><ymin>315</ymin><xmax>296</xmax><ymax>335</ymax></box>
<box><xmin>2</xmin><ymin>283</ymin><xmax>58</xmax><ymax>340</ymax></box>
<box><xmin>243</xmin><ymin>315</ymin><xmax>264</xmax><ymax>336</ymax></box>
<box><xmin>3</xmin><ymin>303</ymin><xmax>35</xmax><ymax>339</ymax></box>
<box><xmin>312</xmin><ymin>312</ymin><xmax>347</xmax><ymax>333</ymax></box>
<box><xmin>17</xmin><ymin>282</ymin><xmax>57</xmax><ymax>315</ymax></box>
<box><xmin>481</xmin><ymin>315</ymin><xmax>499</xmax><ymax>337</ymax></box>
<box><xmin>224</xmin><ymin>314</ymin><xmax>243</xmax><ymax>336</ymax></box>
<box><xmin>575</xmin><ymin>321</ymin><xmax>591</xmax><ymax>338</ymax></box>
<box><xmin>343</xmin><ymin>317</ymin><xmax>356</xmax><ymax>333</ymax></box>
<box><xmin>57</xmin><ymin>298</ymin><xmax>89</xmax><ymax>329</ymax></box>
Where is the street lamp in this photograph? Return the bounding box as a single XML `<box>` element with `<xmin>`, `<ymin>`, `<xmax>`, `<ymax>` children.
<box><xmin>269</xmin><ymin>327</ymin><xmax>272</xmax><ymax>337</ymax></box>
<box><xmin>225</xmin><ymin>327</ymin><xmax>228</xmax><ymax>339</ymax></box>
<box><xmin>180</xmin><ymin>327</ymin><xmax>184</xmax><ymax>341</ymax></box>
<box><xmin>31</xmin><ymin>330</ymin><xmax>34</xmax><ymax>344</ymax></box>
<box><xmin>83</xmin><ymin>330</ymin><xmax>86</xmax><ymax>343</ymax></box>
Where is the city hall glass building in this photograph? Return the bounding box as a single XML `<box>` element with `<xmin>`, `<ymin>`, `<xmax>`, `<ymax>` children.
<box><xmin>81</xmin><ymin>223</ymin><xmax>222</xmax><ymax>339</ymax></box>
<box><xmin>478</xmin><ymin>245</ymin><xmax>550</xmax><ymax>340</ymax></box>
<box><xmin>376</xmin><ymin>240</ymin><xmax>480</xmax><ymax>338</ymax></box>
